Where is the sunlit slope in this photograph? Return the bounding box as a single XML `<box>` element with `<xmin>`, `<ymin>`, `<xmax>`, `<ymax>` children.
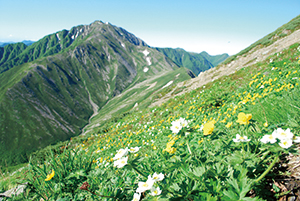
<box><xmin>82</xmin><ymin>67</ymin><xmax>193</xmax><ymax>135</ymax></box>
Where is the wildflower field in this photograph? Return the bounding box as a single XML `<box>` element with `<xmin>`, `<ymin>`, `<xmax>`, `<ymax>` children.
<box><xmin>3</xmin><ymin>43</ymin><xmax>300</xmax><ymax>200</ymax></box>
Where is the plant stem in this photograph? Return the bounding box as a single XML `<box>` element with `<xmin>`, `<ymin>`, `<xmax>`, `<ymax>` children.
<box><xmin>255</xmin><ymin>154</ymin><xmax>280</xmax><ymax>183</ymax></box>
<box><xmin>84</xmin><ymin>189</ymin><xmax>120</xmax><ymax>201</ymax></box>
<box><xmin>131</xmin><ymin>165</ymin><xmax>147</xmax><ymax>178</ymax></box>
<box><xmin>186</xmin><ymin>140</ymin><xmax>192</xmax><ymax>155</ymax></box>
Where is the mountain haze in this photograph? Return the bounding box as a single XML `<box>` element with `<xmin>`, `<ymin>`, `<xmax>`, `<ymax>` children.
<box><xmin>0</xmin><ymin>21</ymin><xmax>194</xmax><ymax>166</ymax></box>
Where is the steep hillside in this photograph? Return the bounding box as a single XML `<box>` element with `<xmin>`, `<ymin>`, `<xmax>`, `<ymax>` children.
<box><xmin>199</xmin><ymin>51</ymin><xmax>229</xmax><ymax>66</ymax></box>
<box><xmin>150</xmin><ymin>14</ymin><xmax>300</xmax><ymax>107</ymax></box>
<box><xmin>0</xmin><ymin>43</ymin><xmax>28</xmax><ymax>66</ymax></box>
<box><xmin>0</xmin><ymin>21</ymin><xmax>192</xmax><ymax>166</ymax></box>
<box><xmin>156</xmin><ymin>48</ymin><xmax>228</xmax><ymax>75</ymax></box>
<box><xmin>0</xmin><ymin>25</ymin><xmax>94</xmax><ymax>73</ymax></box>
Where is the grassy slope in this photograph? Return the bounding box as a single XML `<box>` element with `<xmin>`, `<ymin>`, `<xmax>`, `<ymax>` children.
<box><xmin>0</xmin><ymin>43</ymin><xmax>28</xmax><ymax>66</ymax></box>
<box><xmin>5</xmin><ymin>41</ymin><xmax>300</xmax><ymax>200</ymax></box>
<box><xmin>155</xmin><ymin>48</ymin><xmax>214</xmax><ymax>75</ymax></box>
<box><xmin>84</xmin><ymin>67</ymin><xmax>192</xmax><ymax>135</ymax></box>
<box><xmin>0</xmin><ymin>26</ymin><xmax>85</xmax><ymax>73</ymax></box>
<box><xmin>199</xmin><ymin>51</ymin><xmax>229</xmax><ymax>66</ymax></box>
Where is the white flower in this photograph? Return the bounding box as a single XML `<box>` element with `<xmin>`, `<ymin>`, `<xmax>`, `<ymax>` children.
<box><xmin>279</xmin><ymin>138</ymin><xmax>293</xmax><ymax>149</ymax></box>
<box><xmin>294</xmin><ymin>136</ymin><xmax>300</xmax><ymax>143</ymax></box>
<box><xmin>113</xmin><ymin>147</ymin><xmax>128</xmax><ymax>160</ymax></box>
<box><xmin>170</xmin><ymin>120</ymin><xmax>182</xmax><ymax>134</ymax></box>
<box><xmin>136</xmin><ymin>178</ymin><xmax>155</xmax><ymax>193</ymax></box>
<box><xmin>149</xmin><ymin>172</ymin><xmax>164</xmax><ymax>182</ymax></box>
<box><xmin>150</xmin><ymin>186</ymin><xmax>162</xmax><ymax>196</ymax></box>
<box><xmin>272</xmin><ymin>128</ymin><xmax>293</xmax><ymax>140</ymax></box>
<box><xmin>132</xmin><ymin>193</ymin><xmax>141</xmax><ymax>201</ymax></box>
<box><xmin>178</xmin><ymin>117</ymin><xmax>189</xmax><ymax>127</ymax></box>
<box><xmin>129</xmin><ymin>147</ymin><xmax>140</xmax><ymax>153</ymax></box>
<box><xmin>113</xmin><ymin>156</ymin><xmax>128</xmax><ymax>168</ymax></box>
<box><xmin>260</xmin><ymin>134</ymin><xmax>277</xmax><ymax>144</ymax></box>
<box><xmin>233</xmin><ymin>134</ymin><xmax>251</xmax><ymax>142</ymax></box>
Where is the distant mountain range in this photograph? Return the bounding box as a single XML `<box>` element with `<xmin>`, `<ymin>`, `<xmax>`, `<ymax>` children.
<box><xmin>0</xmin><ymin>40</ymin><xmax>35</xmax><ymax>47</ymax></box>
<box><xmin>155</xmin><ymin>48</ymin><xmax>228</xmax><ymax>75</ymax></box>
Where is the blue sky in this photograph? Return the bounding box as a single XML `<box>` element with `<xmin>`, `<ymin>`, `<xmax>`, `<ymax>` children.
<box><xmin>0</xmin><ymin>0</ymin><xmax>299</xmax><ymax>55</ymax></box>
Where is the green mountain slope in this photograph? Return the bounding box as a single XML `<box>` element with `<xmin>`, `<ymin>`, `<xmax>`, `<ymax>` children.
<box><xmin>0</xmin><ymin>24</ymin><xmax>100</xmax><ymax>73</ymax></box>
<box><xmin>0</xmin><ymin>21</ymin><xmax>192</xmax><ymax>166</ymax></box>
<box><xmin>0</xmin><ymin>43</ymin><xmax>28</xmax><ymax>66</ymax></box>
<box><xmin>155</xmin><ymin>48</ymin><xmax>228</xmax><ymax>75</ymax></box>
<box><xmin>199</xmin><ymin>51</ymin><xmax>229</xmax><ymax>66</ymax></box>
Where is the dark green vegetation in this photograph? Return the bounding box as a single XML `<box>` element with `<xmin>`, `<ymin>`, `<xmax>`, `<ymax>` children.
<box><xmin>224</xmin><ymin>14</ymin><xmax>300</xmax><ymax>64</ymax></box>
<box><xmin>0</xmin><ymin>21</ymin><xmax>194</xmax><ymax>167</ymax></box>
<box><xmin>155</xmin><ymin>48</ymin><xmax>229</xmax><ymax>75</ymax></box>
<box><xmin>0</xmin><ymin>26</ymin><xmax>91</xmax><ymax>73</ymax></box>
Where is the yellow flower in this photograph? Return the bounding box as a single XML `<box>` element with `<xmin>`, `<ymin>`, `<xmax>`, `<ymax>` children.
<box><xmin>45</xmin><ymin>169</ymin><xmax>55</xmax><ymax>181</ymax></box>
<box><xmin>163</xmin><ymin>147</ymin><xmax>176</xmax><ymax>154</ymax></box>
<box><xmin>263</xmin><ymin>122</ymin><xmax>268</xmax><ymax>127</ymax></box>
<box><xmin>220</xmin><ymin>118</ymin><xmax>227</xmax><ymax>123</ymax></box>
<box><xmin>236</xmin><ymin>112</ymin><xmax>252</xmax><ymax>125</ymax></box>
<box><xmin>198</xmin><ymin>138</ymin><xmax>204</xmax><ymax>144</ymax></box>
<box><xmin>225</xmin><ymin>122</ymin><xmax>233</xmax><ymax>128</ymax></box>
<box><xmin>203</xmin><ymin>120</ymin><xmax>216</xmax><ymax>136</ymax></box>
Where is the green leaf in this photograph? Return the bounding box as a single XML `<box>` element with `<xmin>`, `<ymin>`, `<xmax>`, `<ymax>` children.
<box><xmin>193</xmin><ymin>166</ymin><xmax>206</xmax><ymax>178</ymax></box>
<box><xmin>223</xmin><ymin>190</ymin><xmax>239</xmax><ymax>200</ymax></box>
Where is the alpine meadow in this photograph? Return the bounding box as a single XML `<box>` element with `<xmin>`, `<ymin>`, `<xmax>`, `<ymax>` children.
<box><xmin>0</xmin><ymin>14</ymin><xmax>300</xmax><ymax>201</ymax></box>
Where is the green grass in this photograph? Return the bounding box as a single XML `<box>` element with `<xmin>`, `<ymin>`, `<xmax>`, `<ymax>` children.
<box><xmin>5</xmin><ymin>42</ymin><xmax>300</xmax><ymax>200</ymax></box>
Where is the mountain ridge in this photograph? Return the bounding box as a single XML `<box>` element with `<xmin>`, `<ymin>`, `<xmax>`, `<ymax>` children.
<box><xmin>155</xmin><ymin>47</ymin><xmax>228</xmax><ymax>75</ymax></box>
<box><xmin>0</xmin><ymin>21</ymin><xmax>192</xmax><ymax>166</ymax></box>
